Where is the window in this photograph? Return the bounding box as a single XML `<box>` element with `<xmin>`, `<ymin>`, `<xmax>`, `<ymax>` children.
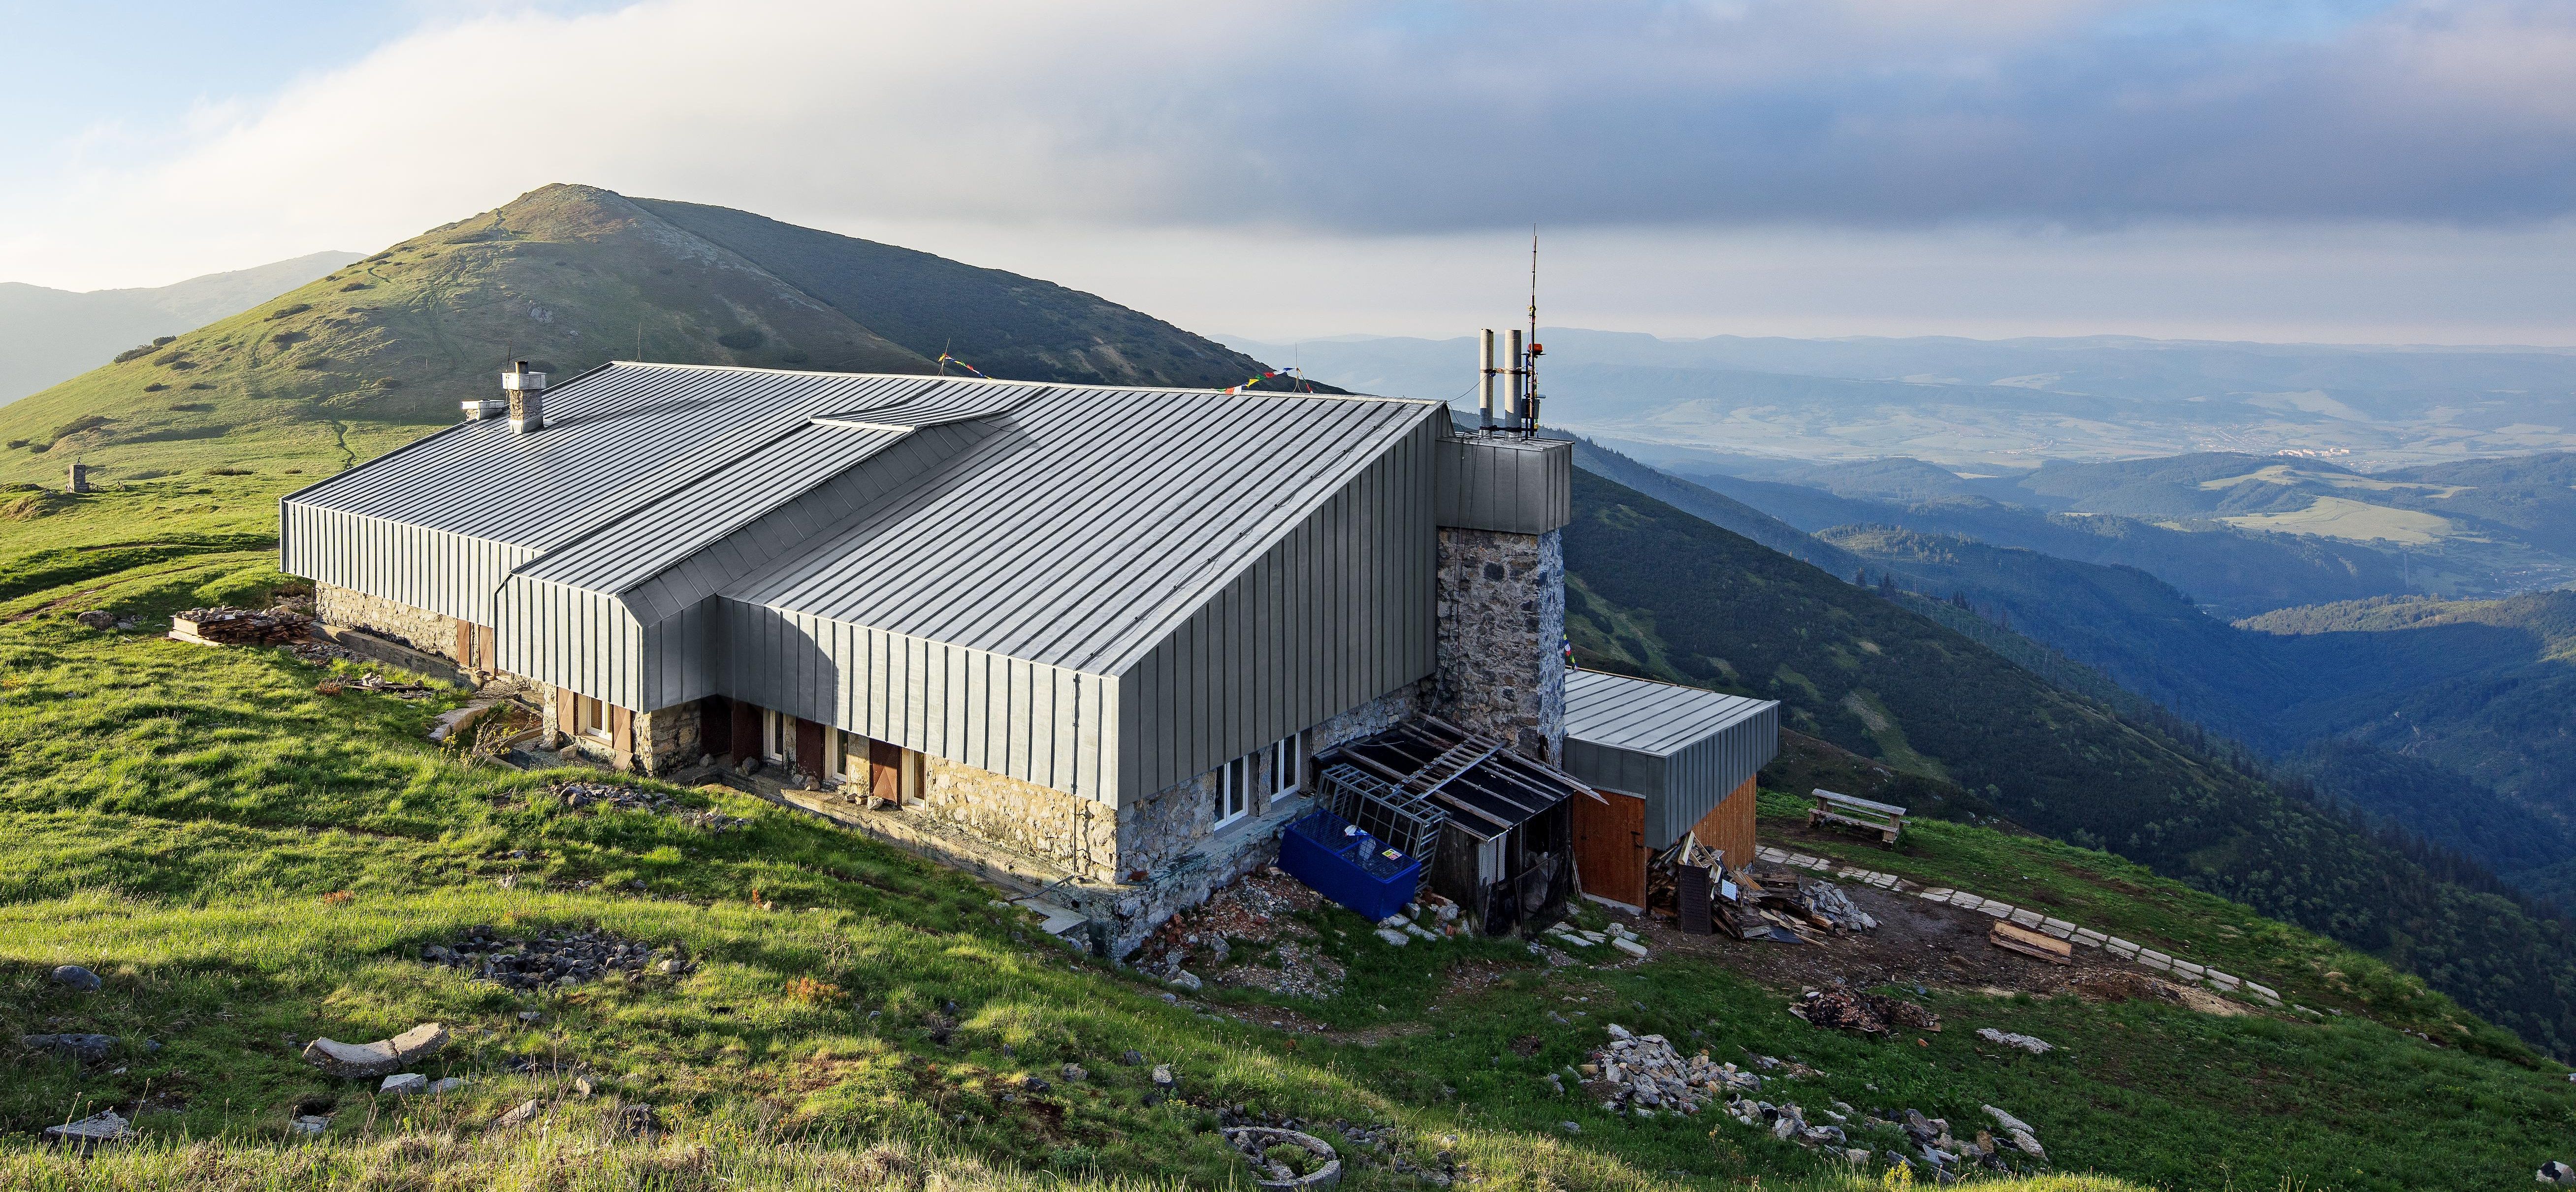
<box><xmin>1263</xmin><ymin>734</ymin><xmax>1302</xmax><ymax>804</ymax></box>
<box><xmin>572</xmin><ymin>694</ymin><xmax>608</xmax><ymax>741</ymax></box>
<box><xmin>762</xmin><ymin>708</ymin><xmax>789</xmax><ymax>762</ymax></box>
<box><xmin>829</xmin><ymin>728</ymin><xmax>865</xmax><ymax>785</ymax></box>
<box><xmin>1214</xmin><ymin>756</ymin><xmax>1250</xmax><ymax>830</ymax></box>
<box><xmin>1213</xmin><ymin>733</ymin><xmax>1300</xmax><ymax>833</ymax></box>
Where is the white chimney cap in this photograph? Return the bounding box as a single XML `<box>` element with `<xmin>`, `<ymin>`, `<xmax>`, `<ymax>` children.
<box><xmin>501</xmin><ymin>369</ymin><xmax>547</xmax><ymax>391</ymax></box>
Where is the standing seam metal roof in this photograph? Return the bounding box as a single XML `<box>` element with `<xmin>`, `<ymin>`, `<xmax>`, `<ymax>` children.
<box><xmin>1564</xmin><ymin>669</ymin><xmax>1775</xmax><ymax>755</ymax></box>
<box><xmin>289</xmin><ymin>362</ymin><xmax>1443</xmax><ymax>675</ymax></box>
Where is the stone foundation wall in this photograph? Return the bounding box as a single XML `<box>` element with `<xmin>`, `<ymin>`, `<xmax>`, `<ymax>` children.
<box><xmin>917</xmin><ymin>757</ymin><xmax>1121</xmax><ymax>881</ymax></box>
<box><xmin>1432</xmin><ymin>527</ymin><xmax>1565</xmax><ymax>760</ymax></box>
<box><xmin>317</xmin><ymin>582</ymin><xmax>455</xmax><ymax>660</ymax></box>
<box><xmin>635</xmin><ymin>702</ymin><xmax>704</xmax><ymax>776</ymax></box>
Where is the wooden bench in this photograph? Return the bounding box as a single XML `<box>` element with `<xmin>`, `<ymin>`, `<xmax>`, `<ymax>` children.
<box><xmin>1807</xmin><ymin>788</ymin><xmax>1907</xmax><ymax>846</ymax></box>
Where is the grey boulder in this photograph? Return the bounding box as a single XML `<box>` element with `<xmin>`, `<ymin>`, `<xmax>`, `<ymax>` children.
<box><xmin>23</xmin><ymin>1033</ymin><xmax>115</xmax><ymax>1062</ymax></box>
<box><xmin>45</xmin><ymin>1109</ymin><xmax>133</xmax><ymax>1150</ymax></box>
<box><xmin>51</xmin><ymin>965</ymin><xmax>102</xmax><ymax>991</ymax></box>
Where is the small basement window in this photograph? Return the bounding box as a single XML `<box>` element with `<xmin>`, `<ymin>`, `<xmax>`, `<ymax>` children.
<box><xmin>572</xmin><ymin>694</ymin><xmax>609</xmax><ymax>741</ymax></box>
<box><xmin>1215</xmin><ymin>756</ymin><xmax>1250</xmax><ymax>830</ymax></box>
<box><xmin>762</xmin><ymin>708</ymin><xmax>789</xmax><ymax>763</ymax></box>
<box><xmin>1263</xmin><ymin>733</ymin><xmax>1302</xmax><ymax>804</ymax></box>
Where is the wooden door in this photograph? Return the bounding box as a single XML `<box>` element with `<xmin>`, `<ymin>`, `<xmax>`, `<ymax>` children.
<box><xmin>869</xmin><ymin>739</ymin><xmax>903</xmax><ymax>805</ymax></box>
<box><xmin>1572</xmin><ymin>790</ymin><xmax>1647</xmax><ymax>908</ymax></box>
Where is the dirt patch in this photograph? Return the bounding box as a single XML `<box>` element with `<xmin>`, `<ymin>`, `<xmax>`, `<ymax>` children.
<box><xmin>1631</xmin><ymin>872</ymin><xmax>2183</xmax><ymax>1003</ymax></box>
<box><xmin>2069</xmin><ymin>970</ymin><xmax>2249</xmax><ymax>1016</ymax></box>
<box><xmin>1136</xmin><ymin>870</ymin><xmax>1344</xmax><ymax>999</ymax></box>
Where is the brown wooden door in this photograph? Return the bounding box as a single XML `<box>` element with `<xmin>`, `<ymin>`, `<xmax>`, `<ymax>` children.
<box><xmin>868</xmin><ymin>739</ymin><xmax>902</xmax><ymax>805</ymax></box>
<box><xmin>1572</xmin><ymin>790</ymin><xmax>1647</xmax><ymax>908</ymax></box>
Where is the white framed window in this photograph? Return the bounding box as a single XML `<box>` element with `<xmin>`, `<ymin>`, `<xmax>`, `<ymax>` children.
<box><xmin>572</xmin><ymin>694</ymin><xmax>609</xmax><ymax>741</ymax></box>
<box><xmin>1213</xmin><ymin>733</ymin><xmax>1300</xmax><ymax>833</ymax></box>
<box><xmin>1263</xmin><ymin>734</ymin><xmax>1302</xmax><ymax>804</ymax></box>
<box><xmin>762</xmin><ymin>708</ymin><xmax>789</xmax><ymax>763</ymax></box>
<box><xmin>1214</xmin><ymin>756</ymin><xmax>1250</xmax><ymax>830</ymax></box>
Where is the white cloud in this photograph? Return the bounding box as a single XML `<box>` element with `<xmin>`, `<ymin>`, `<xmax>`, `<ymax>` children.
<box><xmin>4</xmin><ymin>0</ymin><xmax>2574</xmax><ymax>343</ymax></box>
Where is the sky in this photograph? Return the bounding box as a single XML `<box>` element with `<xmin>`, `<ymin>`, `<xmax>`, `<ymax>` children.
<box><xmin>5</xmin><ymin>0</ymin><xmax>2576</xmax><ymax>344</ymax></box>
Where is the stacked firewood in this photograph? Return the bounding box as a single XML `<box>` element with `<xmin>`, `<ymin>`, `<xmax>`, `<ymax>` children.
<box><xmin>172</xmin><ymin>606</ymin><xmax>311</xmax><ymax>645</ymax></box>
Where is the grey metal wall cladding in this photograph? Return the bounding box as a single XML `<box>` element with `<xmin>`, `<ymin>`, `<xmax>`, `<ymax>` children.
<box><xmin>281</xmin><ymin>503</ymin><xmax>536</xmax><ymax>625</ymax></box>
<box><xmin>1434</xmin><ymin>436</ymin><xmax>1572</xmax><ymax>534</ymax></box>
<box><xmin>1117</xmin><ymin>419</ymin><xmax>1442</xmax><ymax>800</ymax></box>
<box><xmin>721</xmin><ymin>603</ymin><xmax>1111</xmax><ymax>799</ymax></box>
<box><xmin>1562</xmin><ymin>669</ymin><xmax>1783</xmax><ymax>847</ymax></box>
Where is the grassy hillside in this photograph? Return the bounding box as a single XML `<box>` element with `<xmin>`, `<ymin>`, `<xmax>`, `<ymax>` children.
<box><xmin>1560</xmin><ymin>468</ymin><xmax>2576</xmax><ymax>1061</ymax></box>
<box><xmin>632</xmin><ymin>198</ymin><xmax>1303</xmax><ymax>392</ymax></box>
<box><xmin>7</xmin><ymin>482</ymin><xmax>2576</xmax><ymax>1189</ymax></box>
<box><xmin>0</xmin><ymin>184</ymin><xmax>1310</xmax><ymax>488</ymax></box>
<box><xmin>1674</xmin><ymin>466</ymin><xmax>2418</xmax><ymax>616</ymax></box>
<box><xmin>0</xmin><ymin>252</ymin><xmax>366</xmax><ymax>407</ymax></box>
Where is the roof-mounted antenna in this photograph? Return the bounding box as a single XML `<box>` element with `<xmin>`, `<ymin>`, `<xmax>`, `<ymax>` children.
<box><xmin>1523</xmin><ymin>226</ymin><xmax>1544</xmax><ymax>436</ymax></box>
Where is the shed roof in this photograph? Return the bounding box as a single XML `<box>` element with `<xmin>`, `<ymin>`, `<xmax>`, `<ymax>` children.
<box><xmin>1564</xmin><ymin>669</ymin><xmax>1774</xmax><ymax>756</ymax></box>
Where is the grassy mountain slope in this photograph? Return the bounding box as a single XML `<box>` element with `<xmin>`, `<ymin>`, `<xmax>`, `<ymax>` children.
<box><xmin>633</xmin><ymin>198</ymin><xmax>1304</xmax><ymax>391</ymax></box>
<box><xmin>0</xmin><ymin>184</ymin><xmax>1311</xmax><ymax>487</ymax></box>
<box><xmin>7</xmin><ymin>488</ymin><xmax>2576</xmax><ymax>1191</ymax></box>
<box><xmin>1560</xmin><ymin>468</ymin><xmax>2576</xmax><ymax>1060</ymax></box>
<box><xmin>2243</xmin><ymin>593</ymin><xmax>2576</xmax><ymax>819</ymax></box>
<box><xmin>0</xmin><ymin>252</ymin><xmax>360</xmax><ymax>406</ymax></box>
<box><xmin>1673</xmin><ymin>467</ymin><xmax>2415</xmax><ymax>616</ymax></box>
<box><xmin>1561</xmin><ymin>433</ymin><xmax>1864</xmax><ymax>579</ymax></box>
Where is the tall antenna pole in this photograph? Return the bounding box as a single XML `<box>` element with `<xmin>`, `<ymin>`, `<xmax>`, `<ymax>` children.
<box><xmin>1523</xmin><ymin>226</ymin><xmax>1542</xmax><ymax>435</ymax></box>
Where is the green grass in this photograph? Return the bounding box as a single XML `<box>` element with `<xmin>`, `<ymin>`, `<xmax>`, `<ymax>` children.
<box><xmin>5</xmin><ymin>494</ymin><xmax>2576</xmax><ymax>1190</ymax></box>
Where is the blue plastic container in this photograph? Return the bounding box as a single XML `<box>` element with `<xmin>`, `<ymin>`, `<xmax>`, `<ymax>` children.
<box><xmin>1278</xmin><ymin>807</ymin><xmax>1421</xmax><ymax>923</ymax></box>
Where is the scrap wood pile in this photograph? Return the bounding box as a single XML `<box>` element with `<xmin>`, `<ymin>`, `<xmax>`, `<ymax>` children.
<box><xmin>1791</xmin><ymin>987</ymin><xmax>1943</xmax><ymax>1036</ymax></box>
<box><xmin>1724</xmin><ymin>870</ymin><xmax>1878</xmax><ymax>943</ymax></box>
<box><xmin>172</xmin><ymin>606</ymin><xmax>310</xmax><ymax>645</ymax></box>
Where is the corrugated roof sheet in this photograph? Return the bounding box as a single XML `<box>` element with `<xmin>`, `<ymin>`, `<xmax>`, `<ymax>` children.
<box><xmin>291</xmin><ymin>362</ymin><xmax>1442</xmax><ymax>673</ymax></box>
<box><xmin>1564</xmin><ymin>669</ymin><xmax>1774</xmax><ymax>756</ymax></box>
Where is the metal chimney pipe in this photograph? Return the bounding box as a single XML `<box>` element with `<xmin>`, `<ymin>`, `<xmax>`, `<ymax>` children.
<box><xmin>1477</xmin><ymin>329</ymin><xmax>1496</xmax><ymax>430</ymax></box>
<box><xmin>1506</xmin><ymin>329</ymin><xmax>1526</xmax><ymax>428</ymax></box>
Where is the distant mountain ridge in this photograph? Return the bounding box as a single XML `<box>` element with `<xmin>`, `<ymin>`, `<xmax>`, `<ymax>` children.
<box><xmin>0</xmin><ymin>251</ymin><xmax>360</xmax><ymax>404</ymax></box>
<box><xmin>0</xmin><ymin>184</ymin><xmax>1307</xmax><ymax>484</ymax></box>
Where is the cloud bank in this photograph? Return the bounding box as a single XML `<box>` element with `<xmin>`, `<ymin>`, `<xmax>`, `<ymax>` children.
<box><xmin>6</xmin><ymin>0</ymin><xmax>2575</xmax><ymax>340</ymax></box>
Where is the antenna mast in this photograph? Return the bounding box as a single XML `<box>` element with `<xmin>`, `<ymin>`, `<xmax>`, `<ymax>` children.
<box><xmin>1521</xmin><ymin>226</ymin><xmax>1543</xmax><ymax>436</ymax></box>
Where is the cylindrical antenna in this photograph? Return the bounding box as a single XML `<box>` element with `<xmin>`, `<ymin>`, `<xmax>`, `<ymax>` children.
<box><xmin>1477</xmin><ymin>329</ymin><xmax>1496</xmax><ymax>430</ymax></box>
<box><xmin>1506</xmin><ymin>328</ymin><xmax>1526</xmax><ymax>427</ymax></box>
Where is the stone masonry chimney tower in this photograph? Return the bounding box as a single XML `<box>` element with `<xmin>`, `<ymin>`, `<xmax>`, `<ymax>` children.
<box><xmin>502</xmin><ymin>361</ymin><xmax>547</xmax><ymax>434</ymax></box>
<box><xmin>1431</xmin><ymin>431</ymin><xmax>1573</xmax><ymax>761</ymax></box>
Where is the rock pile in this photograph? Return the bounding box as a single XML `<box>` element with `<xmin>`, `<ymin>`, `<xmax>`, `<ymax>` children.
<box><xmin>419</xmin><ymin>926</ymin><xmax>684</xmax><ymax>991</ymax></box>
<box><xmin>172</xmin><ymin>607</ymin><xmax>310</xmax><ymax>645</ymax></box>
<box><xmin>1218</xmin><ymin>1108</ymin><xmax>1443</xmax><ymax>1187</ymax></box>
<box><xmin>555</xmin><ymin>780</ymin><xmax>674</xmax><ymax>813</ymax></box>
<box><xmin>1867</xmin><ymin>1106</ymin><xmax>2048</xmax><ymax>1177</ymax></box>
<box><xmin>1579</xmin><ymin>1023</ymin><xmax>1766</xmax><ymax>1116</ymax></box>
<box><xmin>1976</xmin><ymin>1027</ymin><xmax>2054</xmax><ymax>1055</ymax></box>
<box><xmin>1222</xmin><ymin>1126</ymin><xmax>1343</xmax><ymax>1189</ymax></box>
<box><xmin>1792</xmin><ymin>988</ymin><xmax>1942</xmax><ymax>1036</ymax></box>
<box><xmin>1545</xmin><ymin>919</ymin><xmax>1651</xmax><ymax>959</ymax></box>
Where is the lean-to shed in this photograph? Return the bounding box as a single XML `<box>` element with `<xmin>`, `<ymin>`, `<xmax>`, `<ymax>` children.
<box><xmin>1561</xmin><ymin>669</ymin><xmax>1779</xmax><ymax>905</ymax></box>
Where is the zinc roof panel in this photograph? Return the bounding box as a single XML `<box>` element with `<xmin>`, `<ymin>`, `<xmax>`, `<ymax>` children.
<box><xmin>1564</xmin><ymin>669</ymin><xmax>1776</xmax><ymax>756</ymax></box>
